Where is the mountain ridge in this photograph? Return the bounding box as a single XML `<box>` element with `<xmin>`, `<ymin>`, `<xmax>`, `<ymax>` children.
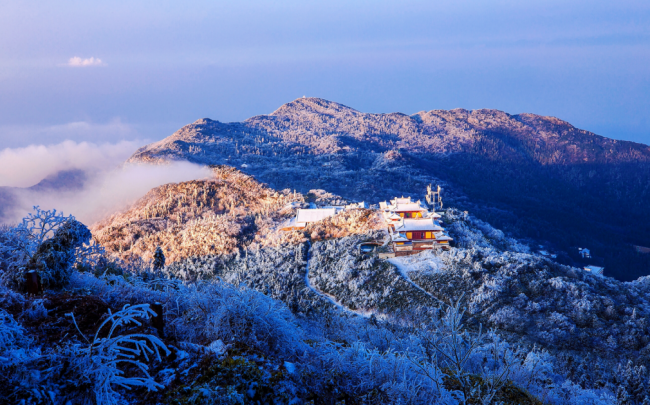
<box><xmin>132</xmin><ymin>97</ymin><xmax>650</xmax><ymax>166</ymax></box>
<box><xmin>128</xmin><ymin>97</ymin><xmax>650</xmax><ymax>280</ymax></box>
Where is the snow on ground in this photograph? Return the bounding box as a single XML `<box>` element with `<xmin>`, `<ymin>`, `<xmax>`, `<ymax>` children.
<box><xmin>387</xmin><ymin>250</ymin><xmax>444</xmax><ymax>275</ymax></box>
<box><xmin>387</xmin><ymin>250</ymin><xmax>445</xmax><ymax>305</ymax></box>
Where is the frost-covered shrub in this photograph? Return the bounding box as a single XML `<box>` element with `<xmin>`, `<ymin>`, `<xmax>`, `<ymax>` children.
<box><xmin>165</xmin><ymin>243</ymin><xmax>339</xmax><ymax>317</ymax></box>
<box><xmin>509</xmin><ymin>348</ymin><xmax>615</xmax><ymax>405</ymax></box>
<box><xmin>32</xmin><ymin>217</ymin><xmax>92</xmax><ymax>288</ymax></box>
<box><xmin>0</xmin><ymin>308</ymin><xmax>29</xmax><ymax>362</ymax></box>
<box><xmin>67</xmin><ymin>304</ymin><xmax>170</xmax><ymax>405</ymax></box>
<box><xmin>444</xmin><ymin>208</ymin><xmax>529</xmax><ymax>253</ymax></box>
<box><xmin>302</xmin><ymin>341</ymin><xmax>457</xmax><ymax>405</ymax></box>
<box><xmin>299</xmin><ymin>208</ymin><xmax>385</xmax><ymax>241</ymax></box>
<box><xmin>187</xmin><ymin>385</ymin><xmax>246</xmax><ymax>405</ymax></box>
<box><xmin>25</xmin><ymin>298</ymin><xmax>48</xmax><ymax>321</ymax></box>
<box><xmin>71</xmin><ymin>270</ymin><xmax>307</xmax><ymax>359</ymax></box>
<box><xmin>0</xmin><ymin>282</ymin><xmax>25</xmax><ymax>312</ymax></box>
<box><xmin>170</xmin><ymin>282</ymin><xmax>307</xmax><ymax>357</ymax></box>
<box><xmin>309</xmin><ymin>234</ymin><xmax>438</xmax><ymax>314</ymax></box>
<box><xmin>92</xmin><ymin>167</ymin><xmax>304</xmax><ymax>263</ymax></box>
<box><xmin>0</xmin><ymin>206</ymin><xmax>92</xmax><ymax>290</ymax></box>
<box><xmin>153</xmin><ymin>246</ymin><xmax>166</xmax><ymax>271</ymax></box>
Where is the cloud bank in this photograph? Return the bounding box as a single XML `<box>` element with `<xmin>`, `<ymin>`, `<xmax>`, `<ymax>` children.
<box><xmin>0</xmin><ymin>140</ymin><xmax>141</xmax><ymax>188</ymax></box>
<box><xmin>0</xmin><ymin>141</ymin><xmax>213</xmax><ymax>226</ymax></box>
<box><xmin>67</xmin><ymin>56</ymin><xmax>105</xmax><ymax>67</ymax></box>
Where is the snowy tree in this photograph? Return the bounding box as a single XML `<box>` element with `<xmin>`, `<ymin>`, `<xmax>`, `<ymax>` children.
<box><xmin>152</xmin><ymin>246</ymin><xmax>165</xmax><ymax>272</ymax></box>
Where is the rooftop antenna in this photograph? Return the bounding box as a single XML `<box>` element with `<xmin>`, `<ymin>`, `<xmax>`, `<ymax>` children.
<box><xmin>426</xmin><ymin>184</ymin><xmax>444</xmax><ymax>210</ymax></box>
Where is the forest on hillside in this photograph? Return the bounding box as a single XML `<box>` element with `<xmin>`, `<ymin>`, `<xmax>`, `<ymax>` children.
<box><xmin>4</xmin><ymin>202</ymin><xmax>650</xmax><ymax>404</ymax></box>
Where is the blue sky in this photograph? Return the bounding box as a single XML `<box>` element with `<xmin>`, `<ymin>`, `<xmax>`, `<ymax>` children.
<box><xmin>1</xmin><ymin>0</ymin><xmax>649</xmax><ymax>147</ymax></box>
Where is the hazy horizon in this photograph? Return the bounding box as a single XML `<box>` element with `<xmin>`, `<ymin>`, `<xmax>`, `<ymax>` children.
<box><xmin>1</xmin><ymin>0</ymin><xmax>649</xmax><ymax>149</ymax></box>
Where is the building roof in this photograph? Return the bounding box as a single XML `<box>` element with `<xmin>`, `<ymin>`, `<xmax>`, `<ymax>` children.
<box><xmin>394</xmin><ymin>218</ymin><xmax>444</xmax><ymax>232</ymax></box>
<box><xmin>283</xmin><ymin>201</ymin><xmax>303</xmax><ymax>209</ymax></box>
<box><xmin>435</xmin><ymin>233</ymin><xmax>453</xmax><ymax>241</ymax></box>
<box><xmin>584</xmin><ymin>265</ymin><xmax>604</xmax><ymax>276</ymax></box>
<box><xmin>381</xmin><ymin>197</ymin><xmax>429</xmax><ymax>213</ymax></box>
<box><xmin>383</xmin><ymin>212</ymin><xmax>401</xmax><ymax>221</ymax></box>
<box><xmin>346</xmin><ymin>201</ymin><xmax>369</xmax><ymax>209</ymax></box>
<box><xmin>279</xmin><ymin>217</ymin><xmax>306</xmax><ymax>230</ymax></box>
<box><xmin>390</xmin><ymin>234</ymin><xmax>410</xmax><ymax>242</ymax></box>
<box><xmin>296</xmin><ymin>208</ymin><xmax>338</xmax><ymax>223</ymax></box>
<box><xmin>392</xmin><ymin>197</ymin><xmax>412</xmax><ymax>204</ymax></box>
<box><xmin>391</xmin><ymin>202</ymin><xmax>428</xmax><ymax>212</ymax></box>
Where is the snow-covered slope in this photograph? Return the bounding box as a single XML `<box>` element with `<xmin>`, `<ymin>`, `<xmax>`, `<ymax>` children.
<box><xmin>126</xmin><ymin>98</ymin><xmax>650</xmax><ymax>281</ymax></box>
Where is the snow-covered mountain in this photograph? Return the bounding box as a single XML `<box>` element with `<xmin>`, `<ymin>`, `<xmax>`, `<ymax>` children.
<box><xmin>3</xmin><ymin>162</ymin><xmax>650</xmax><ymax>403</ymax></box>
<box><xmin>0</xmin><ymin>168</ymin><xmax>88</xmax><ymax>223</ymax></box>
<box><xmin>128</xmin><ymin>98</ymin><xmax>650</xmax><ymax>280</ymax></box>
<box><xmin>3</xmin><ymin>98</ymin><xmax>650</xmax><ymax>404</ymax></box>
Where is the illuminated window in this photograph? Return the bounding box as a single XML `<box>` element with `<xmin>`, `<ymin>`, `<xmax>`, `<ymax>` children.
<box><xmin>406</xmin><ymin>232</ymin><xmax>412</xmax><ymax>239</ymax></box>
<box><xmin>426</xmin><ymin>232</ymin><xmax>432</xmax><ymax>239</ymax></box>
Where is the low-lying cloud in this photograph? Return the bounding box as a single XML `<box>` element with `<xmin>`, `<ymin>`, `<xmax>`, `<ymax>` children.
<box><xmin>67</xmin><ymin>56</ymin><xmax>105</xmax><ymax>67</ymax></box>
<box><xmin>0</xmin><ymin>141</ymin><xmax>213</xmax><ymax>226</ymax></box>
<box><xmin>0</xmin><ymin>140</ymin><xmax>141</xmax><ymax>188</ymax></box>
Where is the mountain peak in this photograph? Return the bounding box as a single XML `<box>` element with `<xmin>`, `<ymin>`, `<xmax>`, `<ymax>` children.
<box><xmin>267</xmin><ymin>97</ymin><xmax>360</xmax><ymax>118</ymax></box>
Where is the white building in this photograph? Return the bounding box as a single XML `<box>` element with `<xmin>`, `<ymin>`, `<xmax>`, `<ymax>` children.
<box><xmin>583</xmin><ymin>265</ymin><xmax>604</xmax><ymax>276</ymax></box>
<box><xmin>280</xmin><ymin>207</ymin><xmax>342</xmax><ymax>231</ymax></box>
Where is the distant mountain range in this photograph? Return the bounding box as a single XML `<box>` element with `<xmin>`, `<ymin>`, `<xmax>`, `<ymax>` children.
<box><xmin>0</xmin><ymin>169</ymin><xmax>88</xmax><ymax>224</ymax></box>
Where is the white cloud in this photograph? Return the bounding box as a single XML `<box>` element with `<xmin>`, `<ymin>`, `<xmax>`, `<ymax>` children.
<box><xmin>0</xmin><ymin>140</ymin><xmax>141</xmax><ymax>187</ymax></box>
<box><xmin>11</xmin><ymin>161</ymin><xmax>213</xmax><ymax>225</ymax></box>
<box><xmin>67</xmin><ymin>56</ymin><xmax>105</xmax><ymax>67</ymax></box>
<box><xmin>0</xmin><ymin>139</ymin><xmax>213</xmax><ymax>225</ymax></box>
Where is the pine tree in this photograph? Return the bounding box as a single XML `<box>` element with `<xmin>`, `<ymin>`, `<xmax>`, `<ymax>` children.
<box><xmin>153</xmin><ymin>246</ymin><xmax>166</xmax><ymax>272</ymax></box>
<box><xmin>617</xmin><ymin>386</ymin><xmax>631</xmax><ymax>405</ymax></box>
<box><xmin>630</xmin><ymin>366</ymin><xmax>647</xmax><ymax>404</ymax></box>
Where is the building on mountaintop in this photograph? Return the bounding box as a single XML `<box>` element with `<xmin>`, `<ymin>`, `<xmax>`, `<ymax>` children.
<box><xmin>279</xmin><ymin>202</ymin><xmax>369</xmax><ymax>232</ymax></box>
<box><xmin>379</xmin><ymin>197</ymin><xmax>440</xmax><ymax>222</ymax></box>
<box><xmin>346</xmin><ymin>201</ymin><xmax>369</xmax><ymax>209</ymax></box>
<box><xmin>280</xmin><ymin>207</ymin><xmax>343</xmax><ymax>231</ymax></box>
<box><xmin>584</xmin><ymin>265</ymin><xmax>605</xmax><ymax>276</ymax></box>
<box><xmin>380</xmin><ymin>193</ymin><xmax>453</xmax><ymax>255</ymax></box>
<box><xmin>634</xmin><ymin>245</ymin><xmax>650</xmax><ymax>254</ymax></box>
<box><xmin>390</xmin><ymin>218</ymin><xmax>453</xmax><ymax>255</ymax></box>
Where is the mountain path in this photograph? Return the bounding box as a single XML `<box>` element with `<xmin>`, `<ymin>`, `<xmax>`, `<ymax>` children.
<box><xmin>304</xmin><ymin>242</ymin><xmax>370</xmax><ymax>318</ymax></box>
<box><xmin>386</xmin><ymin>257</ymin><xmax>445</xmax><ymax>306</ymax></box>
